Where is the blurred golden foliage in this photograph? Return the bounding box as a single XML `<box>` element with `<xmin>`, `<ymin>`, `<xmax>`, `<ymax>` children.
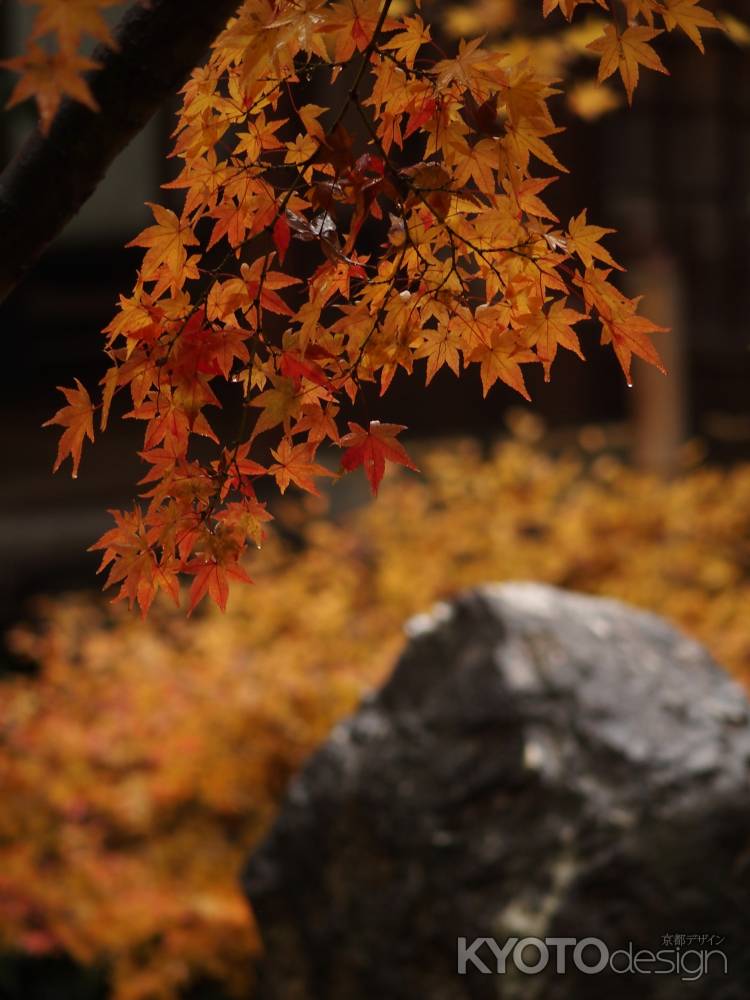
<box><xmin>3</xmin><ymin>435</ymin><xmax>750</xmax><ymax>998</ymax></box>
<box><xmin>440</xmin><ymin>0</ymin><xmax>622</xmax><ymax>122</ymax></box>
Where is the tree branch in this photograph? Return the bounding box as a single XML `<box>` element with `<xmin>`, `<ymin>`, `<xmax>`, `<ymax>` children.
<box><xmin>0</xmin><ymin>0</ymin><xmax>243</xmax><ymax>304</ymax></box>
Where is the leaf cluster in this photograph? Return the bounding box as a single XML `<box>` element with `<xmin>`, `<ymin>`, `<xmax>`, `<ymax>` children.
<box><xmin>3</xmin><ymin>435</ymin><xmax>750</xmax><ymax>998</ymax></box>
<box><xmin>0</xmin><ymin>0</ymin><xmax>728</xmax><ymax>612</ymax></box>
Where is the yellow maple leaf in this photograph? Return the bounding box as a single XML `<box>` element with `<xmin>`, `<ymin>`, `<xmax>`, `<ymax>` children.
<box><xmin>588</xmin><ymin>23</ymin><xmax>668</xmax><ymax>104</ymax></box>
<box><xmin>660</xmin><ymin>0</ymin><xmax>723</xmax><ymax>53</ymax></box>
<box><xmin>381</xmin><ymin>16</ymin><xmax>430</xmax><ymax>69</ymax></box>
<box><xmin>431</xmin><ymin>35</ymin><xmax>508</xmax><ymax>91</ymax></box>
<box><xmin>543</xmin><ymin>0</ymin><xmax>592</xmax><ymax>20</ymax></box>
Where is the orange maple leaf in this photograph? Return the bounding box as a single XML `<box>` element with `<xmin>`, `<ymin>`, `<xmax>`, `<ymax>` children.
<box><xmin>32</xmin><ymin>0</ymin><xmax>118</xmax><ymax>51</ymax></box>
<box><xmin>566</xmin><ymin>210</ymin><xmax>622</xmax><ymax>270</ymax></box>
<box><xmin>269</xmin><ymin>439</ymin><xmax>336</xmax><ymax>495</ymax></box>
<box><xmin>186</xmin><ymin>558</ymin><xmax>252</xmax><ymax>615</ymax></box>
<box><xmin>414</xmin><ymin>326</ymin><xmax>462</xmax><ymax>385</ymax></box>
<box><xmin>601</xmin><ymin>311</ymin><xmax>668</xmax><ymax>386</ymax></box>
<box><xmin>44</xmin><ymin>379</ymin><xmax>96</xmax><ymax>478</ymax></box>
<box><xmin>2</xmin><ymin>46</ymin><xmax>99</xmax><ymax>132</ymax></box>
<box><xmin>521</xmin><ymin>299</ymin><xmax>586</xmax><ymax>381</ymax></box>
<box><xmin>325</xmin><ymin>0</ymin><xmax>383</xmax><ymax>62</ymax></box>
<box><xmin>467</xmin><ymin>329</ymin><xmax>537</xmax><ymax>400</ymax></box>
<box><xmin>128</xmin><ymin>204</ymin><xmax>199</xmax><ymax>281</ymax></box>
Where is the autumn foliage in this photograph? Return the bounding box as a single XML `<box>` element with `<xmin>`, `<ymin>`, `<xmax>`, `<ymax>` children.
<box><xmin>0</xmin><ymin>2</ymin><xmax>745</xmax><ymax>996</ymax></box>
<box><xmin>0</xmin><ymin>0</ymin><xmax>725</xmax><ymax>614</ymax></box>
<box><xmin>4</xmin><ymin>433</ymin><xmax>750</xmax><ymax>998</ymax></box>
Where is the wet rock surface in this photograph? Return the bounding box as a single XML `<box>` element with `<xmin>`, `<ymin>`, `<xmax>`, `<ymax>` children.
<box><xmin>244</xmin><ymin>583</ymin><xmax>750</xmax><ymax>999</ymax></box>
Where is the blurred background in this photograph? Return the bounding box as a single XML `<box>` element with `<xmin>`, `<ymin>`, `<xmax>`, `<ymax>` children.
<box><xmin>0</xmin><ymin>2</ymin><xmax>749</xmax><ymax>998</ymax></box>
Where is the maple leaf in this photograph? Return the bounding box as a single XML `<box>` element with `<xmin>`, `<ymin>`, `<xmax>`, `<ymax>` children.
<box><xmin>273</xmin><ymin>215</ymin><xmax>291</xmax><ymax>264</ymax></box>
<box><xmin>214</xmin><ymin>498</ymin><xmax>273</xmax><ymax>548</ymax></box>
<box><xmin>542</xmin><ymin>0</ymin><xmax>590</xmax><ymax>19</ymax></box>
<box><xmin>217</xmin><ymin>443</ymin><xmax>266</xmax><ymax>499</ymax></box>
<box><xmin>468</xmin><ymin>330</ymin><xmax>537</xmax><ymax>400</ymax></box>
<box><xmin>521</xmin><ymin>299</ymin><xmax>586</xmax><ymax>381</ymax></box>
<box><xmin>126</xmin><ymin>390</ymin><xmax>195</xmax><ymax>454</ymax></box>
<box><xmin>269</xmin><ymin>439</ymin><xmax>336</xmax><ymax>495</ymax></box>
<box><xmin>234</xmin><ymin>113</ymin><xmax>286</xmax><ymax>161</ymax></box>
<box><xmin>185</xmin><ymin>559</ymin><xmax>252</xmax><ymax>615</ymax></box>
<box><xmin>44</xmin><ymin>379</ymin><xmax>96</xmax><ymax>478</ymax></box>
<box><xmin>381</xmin><ymin>16</ymin><xmax>431</xmax><ymax>69</ymax></box>
<box><xmin>90</xmin><ymin>506</ymin><xmax>181</xmax><ymax>617</ymax></box>
<box><xmin>128</xmin><ymin>204</ymin><xmax>199</xmax><ymax>282</ymax></box>
<box><xmin>449</xmin><ymin>135</ymin><xmax>498</xmax><ymax>194</ymax></box>
<box><xmin>240</xmin><ymin>259</ymin><xmax>302</xmax><ymax>318</ymax></box>
<box><xmin>660</xmin><ymin>0</ymin><xmax>723</xmax><ymax>52</ymax></box>
<box><xmin>504</xmin><ymin>117</ymin><xmax>567</xmax><ymax>175</ymax></box>
<box><xmin>431</xmin><ymin>35</ymin><xmax>508</xmax><ymax>91</ymax></box>
<box><xmin>297</xmin><ymin>103</ymin><xmax>327</xmax><ymax>144</ymax></box>
<box><xmin>577</xmin><ymin>264</ymin><xmax>629</xmax><ymax>317</ymax></box>
<box><xmin>279</xmin><ymin>351</ymin><xmax>333</xmax><ymax>390</ymax></box>
<box><xmin>588</xmin><ymin>24</ymin><xmax>668</xmax><ymax>104</ymax></box>
<box><xmin>340</xmin><ymin>421</ymin><xmax>418</xmax><ymax>495</ymax></box>
<box><xmin>172</xmin><ymin>310</ymin><xmax>250</xmax><ymax>381</ymax></box>
<box><xmin>208</xmin><ymin>326</ymin><xmax>252</xmax><ymax>380</ymax></box>
<box><xmin>566</xmin><ymin>210</ymin><xmax>622</xmax><ymax>270</ymax></box>
<box><xmin>600</xmin><ymin>311</ymin><xmax>668</xmax><ymax>386</ymax></box>
<box><xmin>504</xmin><ymin>176</ymin><xmax>559</xmax><ymax>222</ymax></box>
<box><xmin>622</xmin><ymin>0</ymin><xmax>660</xmax><ymax>21</ymax></box>
<box><xmin>459</xmin><ymin>90</ymin><xmax>504</xmax><ymax>137</ymax></box>
<box><xmin>2</xmin><ymin>46</ymin><xmax>99</xmax><ymax>132</ymax></box>
<box><xmin>415</xmin><ymin>326</ymin><xmax>463</xmax><ymax>385</ymax></box>
<box><xmin>250</xmin><ymin>377</ymin><xmax>303</xmax><ymax>437</ymax></box>
<box><xmin>207</xmin><ymin>195</ymin><xmax>251</xmax><ymax>251</ymax></box>
<box><xmin>292</xmin><ymin>402</ymin><xmax>342</xmax><ymax>444</ymax></box>
<box><xmin>325</xmin><ymin>0</ymin><xmax>383</xmax><ymax>62</ymax></box>
<box><xmin>31</xmin><ymin>0</ymin><xmax>118</xmax><ymax>51</ymax></box>
<box><xmin>403</xmin><ymin>162</ymin><xmax>453</xmax><ymax>220</ymax></box>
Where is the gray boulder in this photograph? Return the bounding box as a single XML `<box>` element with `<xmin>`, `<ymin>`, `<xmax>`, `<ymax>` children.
<box><xmin>243</xmin><ymin>583</ymin><xmax>750</xmax><ymax>999</ymax></box>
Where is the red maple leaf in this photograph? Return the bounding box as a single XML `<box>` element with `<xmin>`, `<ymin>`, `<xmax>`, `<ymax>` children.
<box><xmin>340</xmin><ymin>420</ymin><xmax>418</xmax><ymax>495</ymax></box>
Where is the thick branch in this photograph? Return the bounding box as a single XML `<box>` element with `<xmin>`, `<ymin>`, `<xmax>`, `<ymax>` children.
<box><xmin>0</xmin><ymin>0</ymin><xmax>243</xmax><ymax>303</ymax></box>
